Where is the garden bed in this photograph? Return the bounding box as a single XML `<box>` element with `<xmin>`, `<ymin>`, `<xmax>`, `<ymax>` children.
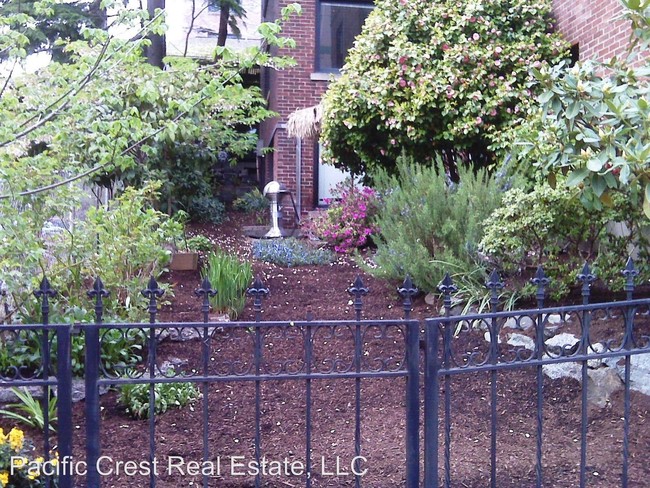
<box><xmin>60</xmin><ymin>212</ymin><xmax>650</xmax><ymax>487</ymax></box>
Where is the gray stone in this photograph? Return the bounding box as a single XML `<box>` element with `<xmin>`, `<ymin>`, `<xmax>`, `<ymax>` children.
<box><xmin>587</xmin><ymin>343</ymin><xmax>606</xmax><ymax>369</ymax></box>
<box><xmin>587</xmin><ymin>367</ymin><xmax>623</xmax><ymax>408</ymax></box>
<box><xmin>506</xmin><ymin>333</ymin><xmax>535</xmax><ymax>351</ymax></box>
<box><xmin>542</xmin><ymin>360</ymin><xmax>581</xmax><ymax>381</ymax></box>
<box><xmin>503</xmin><ymin>316</ymin><xmax>535</xmax><ymax>330</ymax></box>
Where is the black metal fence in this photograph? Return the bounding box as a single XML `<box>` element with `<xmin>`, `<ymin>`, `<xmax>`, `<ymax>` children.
<box><xmin>1</xmin><ymin>261</ymin><xmax>649</xmax><ymax>488</ymax></box>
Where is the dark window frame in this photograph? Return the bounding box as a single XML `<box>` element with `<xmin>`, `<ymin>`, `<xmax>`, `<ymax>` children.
<box><xmin>315</xmin><ymin>0</ymin><xmax>373</xmax><ymax>73</ymax></box>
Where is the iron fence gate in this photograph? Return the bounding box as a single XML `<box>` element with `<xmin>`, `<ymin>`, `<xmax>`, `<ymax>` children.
<box><xmin>1</xmin><ymin>262</ymin><xmax>650</xmax><ymax>487</ymax></box>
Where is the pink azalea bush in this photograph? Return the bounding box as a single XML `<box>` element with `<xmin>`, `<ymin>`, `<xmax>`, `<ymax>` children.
<box><xmin>306</xmin><ymin>181</ymin><xmax>379</xmax><ymax>253</ymax></box>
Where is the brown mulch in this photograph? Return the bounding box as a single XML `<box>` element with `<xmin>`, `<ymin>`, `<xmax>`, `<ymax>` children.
<box><xmin>63</xmin><ymin>212</ymin><xmax>650</xmax><ymax>487</ymax></box>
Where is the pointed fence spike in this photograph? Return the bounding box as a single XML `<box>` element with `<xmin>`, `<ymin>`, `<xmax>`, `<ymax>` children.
<box><xmin>622</xmin><ymin>257</ymin><xmax>639</xmax><ymax>300</ymax></box>
<box><xmin>398</xmin><ymin>275</ymin><xmax>418</xmax><ymax>319</ymax></box>
<box><xmin>438</xmin><ymin>273</ymin><xmax>458</xmax><ymax>295</ymax></box>
<box><xmin>622</xmin><ymin>256</ymin><xmax>638</xmax><ymax>278</ymax></box>
<box><xmin>195</xmin><ymin>277</ymin><xmax>217</xmax><ymax>298</ymax></box>
<box><xmin>348</xmin><ymin>275</ymin><xmax>369</xmax><ymax>297</ymax></box>
<box><xmin>247</xmin><ymin>276</ymin><xmax>270</xmax><ymax>298</ymax></box>
<box><xmin>34</xmin><ymin>276</ymin><xmax>57</xmax><ymax>298</ymax></box>
<box><xmin>486</xmin><ymin>269</ymin><xmax>504</xmax><ymax>290</ymax></box>
<box><xmin>530</xmin><ymin>266</ymin><xmax>550</xmax><ymax>308</ymax></box>
<box><xmin>87</xmin><ymin>277</ymin><xmax>109</xmax><ymax>299</ymax></box>
<box><xmin>577</xmin><ymin>262</ymin><xmax>596</xmax><ymax>283</ymax></box>
<box><xmin>398</xmin><ymin>275</ymin><xmax>418</xmax><ymax>298</ymax></box>
<box><xmin>141</xmin><ymin>276</ymin><xmax>164</xmax><ymax>299</ymax></box>
<box><xmin>577</xmin><ymin>262</ymin><xmax>596</xmax><ymax>305</ymax></box>
<box><xmin>247</xmin><ymin>275</ymin><xmax>269</xmax><ymax>322</ymax></box>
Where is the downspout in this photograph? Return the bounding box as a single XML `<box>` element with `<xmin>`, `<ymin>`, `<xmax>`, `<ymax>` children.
<box><xmin>295</xmin><ymin>137</ymin><xmax>302</xmax><ymax>218</ymax></box>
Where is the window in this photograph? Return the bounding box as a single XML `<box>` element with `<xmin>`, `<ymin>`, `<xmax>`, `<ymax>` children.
<box><xmin>317</xmin><ymin>1</ymin><xmax>373</xmax><ymax>72</ymax></box>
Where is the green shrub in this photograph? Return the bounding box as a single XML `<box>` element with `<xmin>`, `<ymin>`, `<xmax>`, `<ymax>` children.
<box><xmin>253</xmin><ymin>238</ymin><xmax>335</xmax><ymax>267</ymax></box>
<box><xmin>480</xmin><ymin>183</ymin><xmax>650</xmax><ymax>299</ymax></box>
<box><xmin>369</xmin><ymin>155</ymin><xmax>505</xmax><ymax>293</ymax></box>
<box><xmin>188</xmin><ymin>196</ymin><xmax>226</xmax><ymax>224</ymax></box>
<box><xmin>233</xmin><ymin>189</ymin><xmax>269</xmax><ymax>221</ymax></box>
<box><xmin>201</xmin><ymin>250</ymin><xmax>253</xmax><ymax>318</ymax></box>
<box><xmin>185</xmin><ymin>235</ymin><xmax>213</xmax><ymax>253</ymax></box>
<box><xmin>118</xmin><ymin>377</ymin><xmax>200</xmax><ymax>419</ymax></box>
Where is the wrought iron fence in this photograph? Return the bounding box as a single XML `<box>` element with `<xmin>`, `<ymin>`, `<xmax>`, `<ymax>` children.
<box><xmin>425</xmin><ymin>261</ymin><xmax>650</xmax><ymax>488</ymax></box>
<box><xmin>0</xmin><ymin>260</ymin><xmax>649</xmax><ymax>488</ymax></box>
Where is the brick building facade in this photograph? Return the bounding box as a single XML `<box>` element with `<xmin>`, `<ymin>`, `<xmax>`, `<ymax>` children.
<box><xmin>259</xmin><ymin>0</ymin><xmax>638</xmax><ymax>216</ymax></box>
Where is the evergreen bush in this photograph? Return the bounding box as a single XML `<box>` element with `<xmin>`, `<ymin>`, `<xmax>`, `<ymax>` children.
<box><xmin>370</xmin><ymin>156</ymin><xmax>505</xmax><ymax>293</ymax></box>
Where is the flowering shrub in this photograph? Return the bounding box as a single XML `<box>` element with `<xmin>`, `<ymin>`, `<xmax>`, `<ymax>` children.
<box><xmin>321</xmin><ymin>0</ymin><xmax>569</xmax><ymax>177</ymax></box>
<box><xmin>0</xmin><ymin>427</ymin><xmax>58</xmax><ymax>487</ymax></box>
<box><xmin>306</xmin><ymin>181</ymin><xmax>379</xmax><ymax>253</ymax></box>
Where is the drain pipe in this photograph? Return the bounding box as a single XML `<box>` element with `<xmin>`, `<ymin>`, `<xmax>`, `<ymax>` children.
<box><xmin>295</xmin><ymin>137</ymin><xmax>302</xmax><ymax>219</ymax></box>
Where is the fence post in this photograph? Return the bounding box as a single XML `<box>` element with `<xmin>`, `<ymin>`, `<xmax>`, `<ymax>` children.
<box><xmin>56</xmin><ymin>323</ymin><xmax>73</xmax><ymax>488</ymax></box>
<box><xmin>531</xmin><ymin>266</ymin><xmax>550</xmax><ymax>488</ymax></box>
<box><xmin>34</xmin><ymin>277</ymin><xmax>56</xmax><ymax>486</ymax></box>
<box><xmin>398</xmin><ymin>276</ymin><xmax>419</xmax><ymax>488</ymax></box>
<box><xmin>348</xmin><ymin>275</ymin><xmax>368</xmax><ymax>488</ymax></box>
<box><xmin>196</xmin><ymin>277</ymin><xmax>216</xmax><ymax>488</ymax></box>
<box><xmin>247</xmin><ymin>276</ymin><xmax>269</xmax><ymax>488</ymax></box>
<box><xmin>621</xmin><ymin>257</ymin><xmax>638</xmax><ymax>488</ymax></box>
<box><xmin>86</xmin><ymin>278</ymin><xmax>108</xmax><ymax>488</ymax></box>
<box><xmin>577</xmin><ymin>263</ymin><xmax>596</xmax><ymax>488</ymax></box>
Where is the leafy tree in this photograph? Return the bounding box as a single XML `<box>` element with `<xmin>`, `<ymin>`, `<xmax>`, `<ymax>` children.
<box><xmin>508</xmin><ymin>0</ymin><xmax>650</xmax><ymax>216</ymax></box>
<box><xmin>320</xmin><ymin>0</ymin><xmax>568</xmax><ymax>179</ymax></box>
<box><xmin>0</xmin><ymin>0</ymin><xmax>106</xmax><ymax>62</ymax></box>
<box><xmin>0</xmin><ymin>1</ymin><xmax>300</xmax><ymax>316</ymax></box>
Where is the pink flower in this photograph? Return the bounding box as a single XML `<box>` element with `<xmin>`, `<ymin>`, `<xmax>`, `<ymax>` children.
<box><xmin>472</xmin><ymin>33</ymin><xmax>480</xmax><ymax>41</ymax></box>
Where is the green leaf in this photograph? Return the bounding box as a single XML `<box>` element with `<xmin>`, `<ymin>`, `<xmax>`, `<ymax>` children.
<box><xmin>644</xmin><ymin>183</ymin><xmax>650</xmax><ymax>218</ymax></box>
<box><xmin>566</xmin><ymin>168</ymin><xmax>590</xmax><ymax>187</ymax></box>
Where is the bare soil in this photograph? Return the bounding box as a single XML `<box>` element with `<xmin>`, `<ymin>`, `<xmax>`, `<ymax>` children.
<box><xmin>65</xmin><ymin>212</ymin><xmax>650</xmax><ymax>488</ymax></box>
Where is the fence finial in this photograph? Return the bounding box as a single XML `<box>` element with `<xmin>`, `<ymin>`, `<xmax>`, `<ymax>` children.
<box><xmin>531</xmin><ymin>266</ymin><xmax>550</xmax><ymax>308</ymax></box>
<box><xmin>622</xmin><ymin>257</ymin><xmax>639</xmax><ymax>300</ymax></box>
<box><xmin>195</xmin><ymin>277</ymin><xmax>217</xmax><ymax>322</ymax></box>
<box><xmin>247</xmin><ymin>276</ymin><xmax>269</xmax><ymax>321</ymax></box>
<box><xmin>34</xmin><ymin>276</ymin><xmax>57</xmax><ymax>324</ymax></box>
<box><xmin>87</xmin><ymin>277</ymin><xmax>109</xmax><ymax>322</ymax></box>
<box><xmin>486</xmin><ymin>269</ymin><xmax>504</xmax><ymax>313</ymax></box>
<box><xmin>141</xmin><ymin>276</ymin><xmax>164</xmax><ymax>320</ymax></box>
<box><xmin>438</xmin><ymin>273</ymin><xmax>458</xmax><ymax>315</ymax></box>
<box><xmin>348</xmin><ymin>275</ymin><xmax>369</xmax><ymax>321</ymax></box>
<box><xmin>398</xmin><ymin>275</ymin><xmax>418</xmax><ymax>320</ymax></box>
<box><xmin>577</xmin><ymin>262</ymin><xmax>596</xmax><ymax>305</ymax></box>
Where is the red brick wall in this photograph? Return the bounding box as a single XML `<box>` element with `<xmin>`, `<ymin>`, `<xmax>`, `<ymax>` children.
<box><xmin>552</xmin><ymin>0</ymin><xmax>633</xmax><ymax>61</ymax></box>
<box><xmin>260</xmin><ymin>0</ymin><xmax>328</xmax><ymax>215</ymax></box>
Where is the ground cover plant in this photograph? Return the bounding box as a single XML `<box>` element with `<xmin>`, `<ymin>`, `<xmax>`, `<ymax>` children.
<box><xmin>252</xmin><ymin>237</ymin><xmax>334</xmax><ymax>266</ymax></box>
<box><xmin>118</xmin><ymin>374</ymin><xmax>200</xmax><ymax>420</ymax></box>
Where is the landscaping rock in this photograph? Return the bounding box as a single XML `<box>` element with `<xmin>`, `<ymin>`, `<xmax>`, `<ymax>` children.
<box><xmin>586</xmin><ymin>367</ymin><xmax>623</xmax><ymax>408</ymax></box>
<box><xmin>503</xmin><ymin>316</ymin><xmax>535</xmax><ymax>330</ymax></box>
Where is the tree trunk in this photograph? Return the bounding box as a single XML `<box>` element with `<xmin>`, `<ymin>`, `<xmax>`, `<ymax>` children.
<box><xmin>146</xmin><ymin>0</ymin><xmax>166</xmax><ymax>68</ymax></box>
<box><xmin>217</xmin><ymin>1</ymin><xmax>231</xmax><ymax>47</ymax></box>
